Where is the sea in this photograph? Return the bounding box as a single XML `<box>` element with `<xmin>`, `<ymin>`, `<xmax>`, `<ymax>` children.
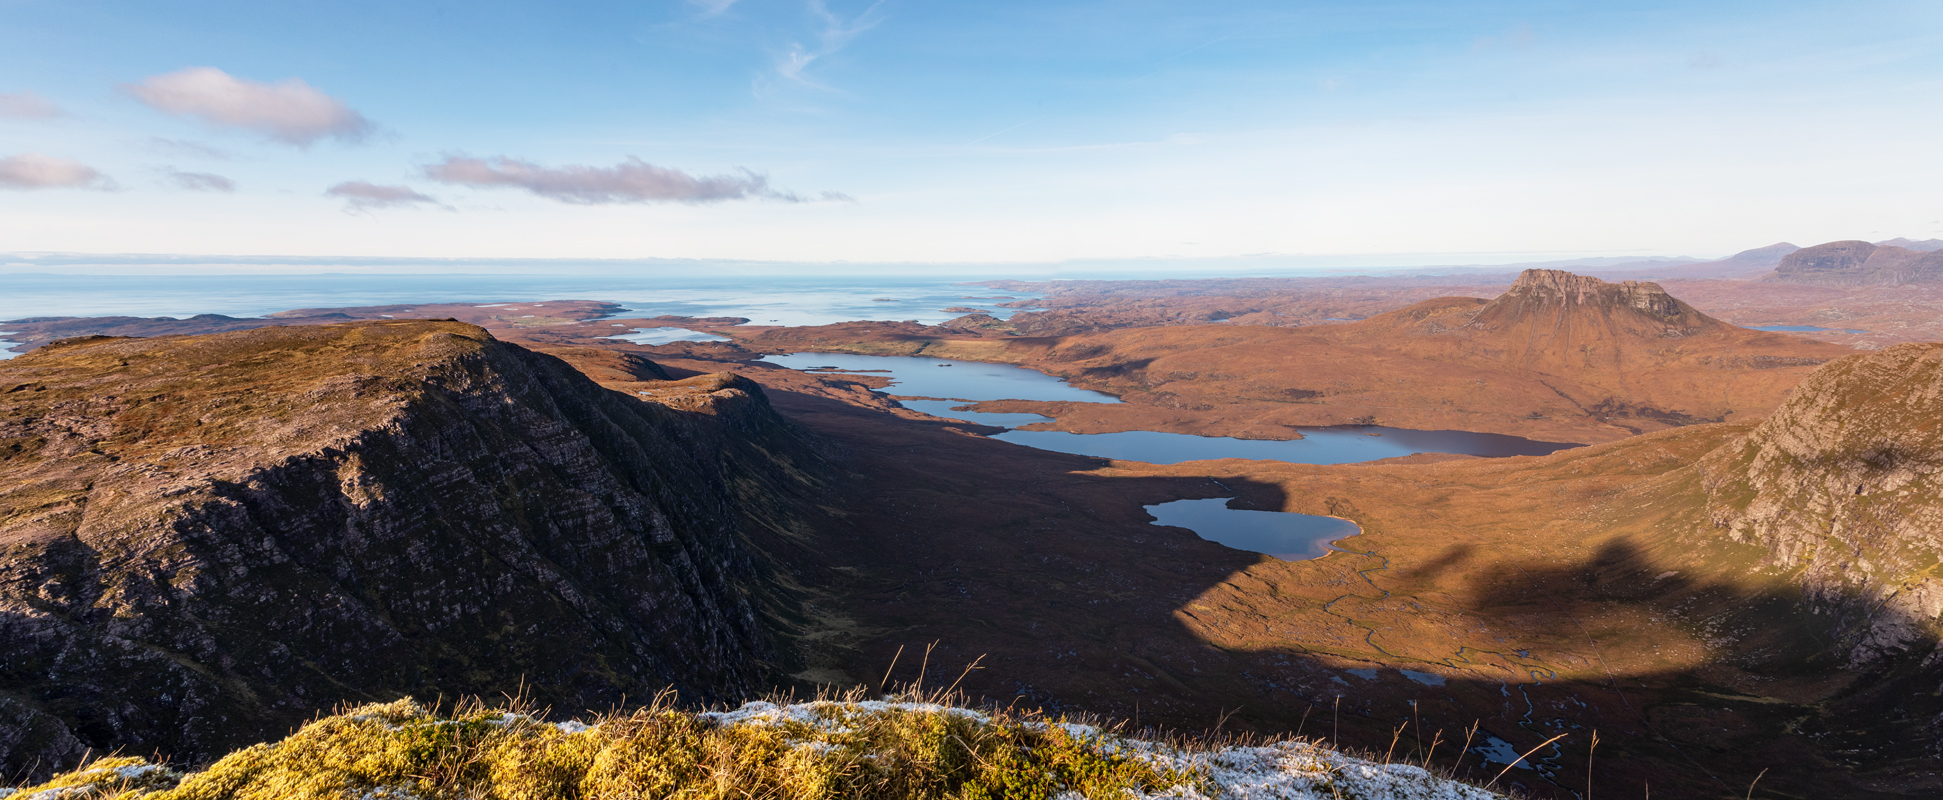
<box><xmin>0</xmin><ymin>273</ymin><xmax>1034</xmax><ymax>325</ymax></box>
<box><xmin>0</xmin><ymin>272</ymin><xmax>1041</xmax><ymax>357</ymax></box>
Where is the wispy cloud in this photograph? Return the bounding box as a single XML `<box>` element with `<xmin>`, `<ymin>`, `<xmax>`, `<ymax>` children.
<box><xmin>423</xmin><ymin>155</ymin><xmax>849</xmax><ymax>204</ymax></box>
<box><xmin>0</xmin><ymin>153</ymin><xmax>115</xmax><ymax>190</ymax></box>
<box><xmin>776</xmin><ymin>0</ymin><xmax>889</xmax><ymax>87</ymax></box>
<box><xmin>146</xmin><ymin>137</ymin><xmax>233</xmax><ymax>160</ymax></box>
<box><xmin>0</xmin><ymin>91</ymin><xmax>65</xmax><ymax>119</ymax></box>
<box><xmin>164</xmin><ymin>168</ymin><xmax>236</xmax><ymax>192</ymax></box>
<box><xmin>123</xmin><ymin>67</ymin><xmax>373</xmax><ymax>146</ymax></box>
<box><xmin>326</xmin><ymin>180</ymin><xmax>439</xmax><ymax>211</ymax></box>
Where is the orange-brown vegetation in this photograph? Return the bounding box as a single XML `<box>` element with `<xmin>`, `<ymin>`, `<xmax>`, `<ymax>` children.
<box><xmin>731</xmin><ymin>270</ymin><xmax>1852</xmax><ymax>444</ymax></box>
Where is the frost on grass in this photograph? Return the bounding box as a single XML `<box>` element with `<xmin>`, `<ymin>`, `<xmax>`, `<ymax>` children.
<box><xmin>2</xmin><ymin>698</ymin><xmax>1499</xmax><ymax>799</ymax></box>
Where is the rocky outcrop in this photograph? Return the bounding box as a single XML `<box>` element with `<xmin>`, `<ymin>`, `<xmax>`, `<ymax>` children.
<box><xmin>1772</xmin><ymin>240</ymin><xmax>1943</xmax><ymax>285</ymax></box>
<box><xmin>1469</xmin><ymin>269</ymin><xmax>1710</xmax><ymax>332</ymax></box>
<box><xmin>0</xmin><ymin>321</ymin><xmax>835</xmax><ymax>779</ymax></box>
<box><xmin>1701</xmin><ymin>342</ymin><xmax>1943</xmax><ymax>663</ymax></box>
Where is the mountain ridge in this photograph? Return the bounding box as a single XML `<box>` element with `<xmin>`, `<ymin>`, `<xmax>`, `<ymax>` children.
<box><xmin>0</xmin><ymin>321</ymin><xmax>835</xmax><ymax>780</ymax></box>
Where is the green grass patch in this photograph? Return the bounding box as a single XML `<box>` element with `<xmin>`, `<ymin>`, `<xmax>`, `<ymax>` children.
<box><xmin>5</xmin><ymin>692</ymin><xmax>1203</xmax><ymax>800</ymax></box>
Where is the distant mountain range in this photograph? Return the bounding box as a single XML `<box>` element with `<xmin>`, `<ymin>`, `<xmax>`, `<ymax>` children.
<box><xmin>1768</xmin><ymin>240</ymin><xmax>1943</xmax><ymax>286</ymax></box>
<box><xmin>1547</xmin><ymin>237</ymin><xmax>1943</xmax><ymax>282</ymax></box>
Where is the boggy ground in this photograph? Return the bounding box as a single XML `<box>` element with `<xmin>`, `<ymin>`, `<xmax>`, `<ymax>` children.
<box><xmin>525</xmin><ymin>336</ymin><xmax>1923</xmax><ymax>800</ymax></box>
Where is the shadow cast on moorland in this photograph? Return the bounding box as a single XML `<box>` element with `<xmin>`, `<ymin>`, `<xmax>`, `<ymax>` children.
<box><xmin>758</xmin><ymin>378</ymin><xmax>1943</xmax><ymax>800</ymax></box>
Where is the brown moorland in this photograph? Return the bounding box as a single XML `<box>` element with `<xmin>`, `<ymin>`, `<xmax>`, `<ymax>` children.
<box><xmin>729</xmin><ymin>269</ymin><xmax>1853</xmax><ymax>444</ymax></box>
<box><xmin>4</xmin><ymin>274</ymin><xmax>1937</xmax><ymax>797</ymax></box>
<box><xmin>592</xmin><ymin>339</ymin><xmax>1943</xmax><ymax>799</ymax></box>
<box><xmin>2</xmin><ymin>314</ymin><xmax>1937</xmax><ymax>797</ymax></box>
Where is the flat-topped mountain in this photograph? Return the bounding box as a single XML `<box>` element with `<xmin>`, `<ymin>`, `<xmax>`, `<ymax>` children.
<box><xmin>1469</xmin><ymin>268</ymin><xmax>1702</xmax><ymax>329</ymax></box>
<box><xmin>0</xmin><ymin>321</ymin><xmax>833</xmax><ymax>780</ymax></box>
<box><xmin>1771</xmin><ymin>239</ymin><xmax>1943</xmax><ymax>285</ymax></box>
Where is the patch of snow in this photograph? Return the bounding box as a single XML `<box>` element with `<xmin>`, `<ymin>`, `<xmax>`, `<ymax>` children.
<box><xmin>700</xmin><ymin>700</ymin><xmax>986</xmax><ymax>733</ymax></box>
<box><xmin>1345</xmin><ymin>668</ymin><xmax>1379</xmax><ymax>680</ymax></box>
<box><xmin>694</xmin><ymin>701</ymin><xmax>1499</xmax><ymax>799</ymax></box>
<box><xmin>1139</xmin><ymin>741</ymin><xmax>1500</xmax><ymax>799</ymax></box>
<box><xmin>554</xmin><ymin>720</ymin><xmax>595</xmax><ymax>734</ymax></box>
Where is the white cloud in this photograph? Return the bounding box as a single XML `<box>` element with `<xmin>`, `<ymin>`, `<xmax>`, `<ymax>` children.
<box><xmin>776</xmin><ymin>0</ymin><xmax>889</xmax><ymax>87</ymax></box>
<box><xmin>165</xmin><ymin>169</ymin><xmax>236</xmax><ymax>192</ymax></box>
<box><xmin>0</xmin><ymin>91</ymin><xmax>65</xmax><ymax>119</ymax></box>
<box><xmin>326</xmin><ymin>181</ymin><xmax>438</xmax><ymax>211</ymax></box>
<box><xmin>123</xmin><ymin>67</ymin><xmax>373</xmax><ymax>146</ymax></box>
<box><xmin>0</xmin><ymin>153</ymin><xmax>114</xmax><ymax>190</ymax></box>
<box><xmin>423</xmin><ymin>155</ymin><xmax>847</xmax><ymax>204</ymax></box>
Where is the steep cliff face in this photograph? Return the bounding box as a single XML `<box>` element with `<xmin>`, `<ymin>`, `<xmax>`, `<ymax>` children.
<box><xmin>1701</xmin><ymin>342</ymin><xmax>1943</xmax><ymax>663</ymax></box>
<box><xmin>0</xmin><ymin>322</ymin><xmax>834</xmax><ymax>779</ymax></box>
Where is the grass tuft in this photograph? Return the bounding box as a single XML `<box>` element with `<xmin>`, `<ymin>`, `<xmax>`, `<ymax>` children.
<box><xmin>4</xmin><ymin>691</ymin><xmax>1201</xmax><ymax>800</ymax></box>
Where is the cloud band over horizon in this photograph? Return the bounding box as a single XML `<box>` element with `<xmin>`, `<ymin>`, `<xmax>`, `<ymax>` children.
<box><xmin>422</xmin><ymin>155</ymin><xmax>849</xmax><ymax>205</ymax></box>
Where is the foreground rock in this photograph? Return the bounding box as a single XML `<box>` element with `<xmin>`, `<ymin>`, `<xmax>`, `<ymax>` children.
<box><xmin>0</xmin><ymin>321</ymin><xmax>834</xmax><ymax>779</ymax></box>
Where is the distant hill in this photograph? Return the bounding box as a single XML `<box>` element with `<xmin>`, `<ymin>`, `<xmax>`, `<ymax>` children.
<box><xmin>1770</xmin><ymin>239</ymin><xmax>1943</xmax><ymax>285</ymax></box>
<box><xmin>1875</xmin><ymin>237</ymin><xmax>1943</xmax><ymax>252</ymax></box>
<box><xmin>1584</xmin><ymin>241</ymin><xmax>1799</xmax><ymax>280</ymax></box>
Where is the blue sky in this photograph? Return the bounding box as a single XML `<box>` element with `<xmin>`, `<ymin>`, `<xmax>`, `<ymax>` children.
<box><xmin>2</xmin><ymin>0</ymin><xmax>1940</xmax><ymax>268</ymax></box>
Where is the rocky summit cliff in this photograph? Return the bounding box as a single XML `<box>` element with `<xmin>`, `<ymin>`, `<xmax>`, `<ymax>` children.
<box><xmin>1771</xmin><ymin>239</ymin><xmax>1943</xmax><ymax>285</ymax></box>
<box><xmin>1701</xmin><ymin>342</ymin><xmax>1943</xmax><ymax>665</ymax></box>
<box><xmin>1466</xmin><ymin>268</ymin><xmax>1716</xmax><ymax>339</ymax></box>
<box><xmin>0</xmin><ymin>321</ymin><xmax>834</xmax><ymax>780</ymax></box>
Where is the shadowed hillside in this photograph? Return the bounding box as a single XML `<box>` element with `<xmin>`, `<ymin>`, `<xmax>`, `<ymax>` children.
<box><xmin>0</xmin><ymin>322</ymin><xmax>838</xmax><ymax>780</ymax></box>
